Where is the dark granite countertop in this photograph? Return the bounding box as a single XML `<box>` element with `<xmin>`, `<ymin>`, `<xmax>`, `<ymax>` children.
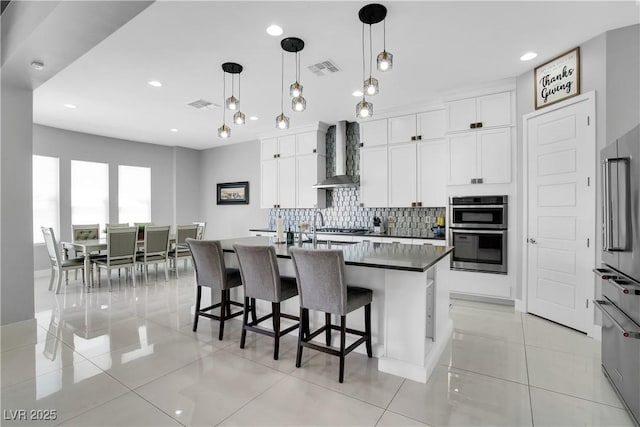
<box><xmin>222</xmin><ymin>236</ymin><xmax>453</xmax><ymax>272</ymax></box>
<box><xmin>248</xmin><ymin>228</ymin><xmax>446</xmax><ymax>241</ymax></box>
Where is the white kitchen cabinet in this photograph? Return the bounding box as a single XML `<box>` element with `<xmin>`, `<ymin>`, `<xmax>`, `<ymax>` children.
<box><xmin>446</xmin><ymin>92</ymin><xmax>512</xmax><ymax>133</ymax></box>
<box><xmin>359</xmin><ymin>119</ymin><xmax>388</xmax><ymax>148</ymax></box>
<box><xmin>448</xmin><ymin>128</ymin><xmax>511</xmax><ymax>185</ymax></box>
<box><xmin>360</xmin><ymin>146</ymin><xmax>388</xmax><ymax>207</ymax></box>
<box><xmin>417</xmin><ymin>139</ymin><xmax>447</xmax><ymax>207</ymax></box>
<box><xmin>388</xmin><ymin>110</ymin><xmax>446</xmax><ymax>145</ymax></box>
<box><xmin>261</xmin><ymin>138</ymin><xmax>279</xmax><ymax>160</ymax></box>
<box><xmin>262</xmin><ymin>135</ymin><xmax>296</xmax><ymax>160</ymax></box>
<box><xmin>261</xmin><ymin>156</ymin><xmax>296</xmax><ymax>209</ymax></box>
<box><xmin>388</xmin><ymin>143</ymin><xmax>417</xmax><ymax>207</ymax></box>
<box><xmin>387</xmin><ymin>138</ymin><xmax>447</xmax><ymax>208</ymax></box>
<box><xmin>296</xmin><ymin>131</ymin><xmax>325</xmax><ymax>155</ymax></box>
<box><xmin>296</xmin><ymin>154</ymin><xmax>326</xmax><ymax>208</ymax></box>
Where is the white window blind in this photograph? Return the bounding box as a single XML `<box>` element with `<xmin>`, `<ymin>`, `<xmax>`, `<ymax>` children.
<box><xmin>118</xmin><ymin>165</ymin><xmax>151</xmax><ymax>224</ymax></box>
<box><xmin>71</xmin><ymin>160</ymin><xmax>109</xmax><ymax>230</ymax></box>
<box><xmin>33</xmin><ymin>155</ymin><xmax>60</xmax><ymax>244</ymax></box>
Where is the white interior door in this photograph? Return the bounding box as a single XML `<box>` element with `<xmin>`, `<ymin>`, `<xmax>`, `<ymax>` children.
<box><xmin>526</xmin><ymin>96</ymin><xmax>595</xmax><ymax>333</ymax></box>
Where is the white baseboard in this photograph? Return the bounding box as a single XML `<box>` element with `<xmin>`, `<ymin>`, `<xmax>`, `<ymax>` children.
<box><xmin>514</xmin><ymin>299</ymin><xmax>526</xmax><ymax>313</ymax></box>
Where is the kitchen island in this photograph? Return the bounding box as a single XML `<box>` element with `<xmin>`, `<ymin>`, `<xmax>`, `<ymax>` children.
<box><xmin>211</xmin><ymin>236</ymin><xmax>453</xmax><ymax>383</ymax></box>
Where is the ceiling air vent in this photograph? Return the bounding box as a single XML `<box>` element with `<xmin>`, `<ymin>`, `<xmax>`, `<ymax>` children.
<box><xmin>307</xmin><ymin>60</ymin><xmax>340</xmax><ymax>77</ymax></box>
<box><xmin>187</xmin><ymin>99</ymin><xmax>219</xmax><ymax>110</ymax></box>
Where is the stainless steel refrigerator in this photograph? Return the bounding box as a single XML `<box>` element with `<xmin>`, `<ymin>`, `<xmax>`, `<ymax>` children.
<box><xmin>594</xmin><ymin>124</ymin><xmax>640</xmax><ymax>426</ymax></box>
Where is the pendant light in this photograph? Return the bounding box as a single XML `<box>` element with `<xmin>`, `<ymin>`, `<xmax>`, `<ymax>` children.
<box><xmin>275</xmin><ymin>49</ymin><xmax>290</xmax><ymax>129</ymax></box>
<box><xmin>281</xmin><ymin>37</ymin><xmax>307</xmax><ymax>113</ymax></box>
<box><xmin>364</xmin><ymin>24</ymin><xmax>379</xmax><ymax>96</ymax></box>
<box><xmin>218</xmin><ymin>62</ymin><xmax>243</xmax><ymax>139</ymax></box>
<box><xmin>359</xmin><ymin>4</ymin><xmax>387</xmax><ymax>97</ymax></box>
<box><xmin>377</xmin><ymin>18</ymin><xmax>393</xmax><ymax>72</ymax></box>
<box><xmin>356</xmin><ymin>21</ymin><xmax>373</xmax><ymax>118</ymax></box>
<box><xmin>233</xmin><ymin>70</ymin><xmax>246</xmax><ymax>125</ymax></box>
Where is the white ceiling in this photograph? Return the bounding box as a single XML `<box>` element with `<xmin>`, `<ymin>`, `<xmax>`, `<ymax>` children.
<box><xmin>33</xmin><ymin>1</ymin><xmax>640</xmax><ymax>150</ymax></box>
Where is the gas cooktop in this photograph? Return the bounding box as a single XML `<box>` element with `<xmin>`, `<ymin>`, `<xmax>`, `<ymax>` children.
<box><xmin>316</xmin><ymin>228</ymin><xmax>368</xmax><ymax>234</ymax></box>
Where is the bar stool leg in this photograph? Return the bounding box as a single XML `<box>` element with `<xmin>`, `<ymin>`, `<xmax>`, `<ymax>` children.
<box><xmin>296</xmin><ymin>307</ymin><xmax>305</xmax><ymax>368</ymax></box>
<box><xmin>325</xmin><ymin>313</ymin><xmax>332</xmax><ymax>346</ymax></box>
<box><xmin>251</xmin><ymin>298</ymin><xmax>257</xmax><ymax>323</ymax></box>
<box><xmin>240</xmin><ymin>296</ymin><xmax>250</xmax><ymax>349</ymax></box>
<box><xmin>218</xmin><ymin>290</ymin><xmax>227</xmax><ymax>340</ymax></box>
<box><xmin>339</xmin><ymin>315</ymin><xmax>346</xmax><ymax>383</ymax></box>
<box><xmin>193</xmin><ymin>286</ymin><xmax>201</xmax><ymax>332</ymax></box>
<box><xmin>365</xmin><ymin>303</ymin><xmax>373</xmax><ymax>357</ymax></box>
<box><xmin>272</xmin><ymin>302</ymin><xmax>281</xmax><ymax>360</ymax></box>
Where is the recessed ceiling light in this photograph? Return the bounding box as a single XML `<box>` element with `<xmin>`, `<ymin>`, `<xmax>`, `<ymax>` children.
<box><xmin>249</xmin><ymin>116</ymin><xmax>259</xmax><ymax>121</ymax></box>
<box><xmin>148</xmin><ymin>80</ymin><xmax>163</xmax><ymax>87</ymax></box>
<box><xmin>520</xmin><ymin>52</ymin><xmax>538</xmax><ymax>61</ymax></box>
<box><xmin>63</xmin><ymin>103</ymin><xmax>77</xmax><ymax>109</ymax></box>
<box><xmin>30</xmin><ymin>61</ymin><xmax>45</xmax><ymax>71</ymax></box>
<box><xmin>352</xmin><ymin>90</ymin><xmax>364</xmax><ymax>97</ymax></box>
<box><xmin>170</xmin><ymin>128</ymin><xmax>179</xmax><ymax>132</ymax></box>
<box><xmin>266</xmin><ymin>25</ymin><xmax>283</xmax><ymax>36</ymax></box>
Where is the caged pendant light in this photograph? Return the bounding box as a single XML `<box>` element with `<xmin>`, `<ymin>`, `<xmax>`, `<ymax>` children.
<box><xmin>218</xmin><ymin>62</ymin><xmax>244</xmax><ymax>139</ymax></box>
<box><xmin>281</xmin><ymin>37</ymin><xmax>307</xmax><ymax>113</ymax></box>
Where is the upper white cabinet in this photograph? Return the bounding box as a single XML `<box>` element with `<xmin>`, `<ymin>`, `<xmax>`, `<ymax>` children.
<box><xmin>260</xmin><ymin>127</ymin><xmax>327</xmax><ymax>209</ymax></box>
<box><xmin>359</xmin><ymin>119</ymin><xmax>388</xmax><ymax>148</ymax></box>
<box><xmin>360</xmin><ymin>146</ymin><xmax>388</xmax><ymax>207</ymax></box>
<box><xmin>388</xmin><ymin>110</ymin><xmax>445</xmax><ymax>144</ymax></box>
<box><xmin>448</xmin><ymin>128</ymin><xmax>511</xmax><ymax>185</ymax></box>
<box><xmin>446</xmin><ymin>92</ymin><xmax>512</xmax><ymax>133</ymax></box>
<box><xmin>388</xmin><ymin>143</ymin><xmax>418</xmax><ymax>207</ymax></box>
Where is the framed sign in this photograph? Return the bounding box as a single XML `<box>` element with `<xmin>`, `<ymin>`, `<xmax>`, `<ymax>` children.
<box><xmin>534</xmin><ymin>47</ymin><xmax>580</xmax><ymax>109</ymax></box>
<box><xmin>217</xmin><ymin>181</ymin><xmax>249</xmax><ymax>205</ymax></box>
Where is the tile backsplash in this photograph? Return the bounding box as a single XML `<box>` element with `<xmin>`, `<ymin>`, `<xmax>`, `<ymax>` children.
<box><xmin>268</xmin><ymin>122</ymin><xmax>446</xmax><ymax>237</ymax></box>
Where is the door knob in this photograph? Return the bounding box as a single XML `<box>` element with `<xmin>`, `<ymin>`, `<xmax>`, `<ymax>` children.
<box><xmin>529</xmin><ymin>238</ymin><xmax>537</xmax><ymax>244</ymax></box>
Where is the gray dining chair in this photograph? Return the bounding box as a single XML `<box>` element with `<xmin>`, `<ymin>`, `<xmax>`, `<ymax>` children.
<box><xmin>93</xmin><ymin>226</ymin><xmax>138</xmax><ymax>291</ymax></box>
<box><xmin>169</xmin><ymin>224</ymin><xmax>199</xmax><ymax>277</ymax></box>
<box><xmin>289</xmin><ymin>247</ymin><xmax>373</xmax><ymax>383</ymax></box>
<box><xmin>193</xmin><ymin>222</ymin><xmax>207</xmax><ymax>240</ymax></box>
<box><xmin>70</xmin><ymin>223</ymin><xmax>100</xmax><ymax>279</ymax></box>
<box><xmin>186</xmin><ymin>238</ymin><xmax>244</xmax><ymax>340</ymax></box>
<box><xmin>42</xmin><ymin>227</ymin><xmax>85</xmax><ymax>294</ymax></box>
<box><xmin>136</xmin><ymin>225</ymin><xmax>171</xmax><ymax>284</ymax></box>
<box><xmin>234</xmin><ymin>244</ymin><xmax>299</xmax><ymax>360</ymax></box>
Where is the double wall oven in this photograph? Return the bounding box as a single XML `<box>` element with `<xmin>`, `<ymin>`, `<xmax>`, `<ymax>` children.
<box><xmin>593</xmin><ymin>124</ymin><xmax>639</xmax><ymax>426</ymax></box>
<box><xmin>449</xmin><ymin>195</ymin><xmax>508</xmax><ymax>274</ymax></box>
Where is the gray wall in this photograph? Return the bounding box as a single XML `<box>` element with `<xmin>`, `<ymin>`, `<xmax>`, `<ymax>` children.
<box><xmin>200</xmin><ymin>139</ymin><xmax>268</xmax><ymax>239</ymax></box>
<box><xmin>32</xmin><ymin>125</ymin><xmax>201</xmax><ymax>270</ymax></box>
<box><xmin>1</xmin><ymin>84</ymin><xmax>35</xmax><ymax>325</ymax></box>
<box><xmin>514</xmin><ymin>23</ymin><xmax>639</xmax><ymax>301</ymax></box>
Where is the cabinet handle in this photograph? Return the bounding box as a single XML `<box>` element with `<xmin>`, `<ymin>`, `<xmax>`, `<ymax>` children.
<box><xmin>470</xmin><ymin>123</ymin><xmax>477</xmax><ymax>129</ymax></box>
<box><xmin>360</xmin><ymin>143</ymin><xmax>364</xmax><ymax>148</ymax></box>
<box><xmin>417</xmin><ymin>135</ymin><xmax>422</xmax><ymax>140</ymax></box>
<box><xmin>417</xmin><ymin>201</ymin><xmax>422</xmax><ymax>207</ymax></box>
<box><xmin>476</xmin><ymin>122</ymin><xmax>483</xmax><ymax>128</ymax></box>
<box><xmin>411</xmin><ymin>202</ymin><xmax>416</xmax><ymax>207</ymax></box>
<box><xmin>411</xmin><ymin>136</ymin><xmax>416</xmax><ymax>141</ymax></box>
<box><xmin>312</xmin><ymin>148</ymin><xmax>317</xmax><ymax>153</ymax></box>
<box><xmin>273</xmin><ymin>154</ymin><xmax>277</xmax><ymax>158</ymax></box>
<box><xmin>477</xmin><ymin>178</ymin><xmax>483</xmax><ymax>184</ymax></box>
<box><xmin>470</xmin><ymin>178</ymin><xmax>477</xmax><ymax>184</ymax></box>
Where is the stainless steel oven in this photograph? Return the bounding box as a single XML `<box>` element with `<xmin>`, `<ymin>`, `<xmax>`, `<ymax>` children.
<box><xmin>450</xmin><ymin>195</ymin><xmax>508</xmax><ymax>274</ymax></box>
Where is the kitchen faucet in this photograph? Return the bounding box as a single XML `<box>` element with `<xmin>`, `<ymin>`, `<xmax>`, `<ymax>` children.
<box><xmin>312</xmin><ymin>210</ymin><xmax>325</xmax><ymax>248</ymax></box>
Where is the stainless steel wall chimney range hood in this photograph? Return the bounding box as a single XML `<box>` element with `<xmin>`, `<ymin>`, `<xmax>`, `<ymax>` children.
<box><xmin>313</xmin><ymin>121</ymin><xmax>359</xmax><ymax>188</ymax></box>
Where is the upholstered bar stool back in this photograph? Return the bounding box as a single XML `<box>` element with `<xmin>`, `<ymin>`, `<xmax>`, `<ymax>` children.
<box><xmin>186</xmin><ymin>238</ymin><xmax>243</xmax><ymax>340</ymax></box>
<box><xmin>234</xmin><ymin>244</ymin><xmax>299</xmax><ymax>359</ymax></box>
<box><xmin>289</xmin><ymin>247</ymin><xmax>373</xmax><ymax>383</ymax></box>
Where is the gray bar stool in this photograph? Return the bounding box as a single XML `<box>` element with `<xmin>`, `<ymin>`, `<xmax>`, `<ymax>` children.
<box><xmin>186</xmin><ymin>238</ymin><xmax>244</xmax><ymax>340</ymax></box>
<box><xmin>234</xmin><ymin>244</ymin><xmax>300</xmax><ymax>360</ymax></box>
<box><xmin>289</xmin><ymin>247</ymin><xmax>373</xmax><ymax>383</ymax></box>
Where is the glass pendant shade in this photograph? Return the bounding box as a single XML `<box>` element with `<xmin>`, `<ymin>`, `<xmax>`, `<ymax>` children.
<box><xmin>233</xmin><ymin>111</ymin><xmax>246</xmax><ymax>125</ymax></box>
<box><xmin>377</xmin><ymin>50</ymin><xmax>393</xmax><ymax>72</ymax></box>
<box><xmin>364</xmin><ymin>76</ymin><xmax>379</xmax><ymax>96</ymax></box>
<box><xmin>217</xmin><ymin>123</ymin><xmax>231</xmax><ymax>139</ymax></box>
<box><xmin>225</xmin><ymin>95</ymin><xmax>239</xmax><ymax>111</ymax></box>
<box><xmin>291</xmin><ymin>96</ymin><xmax>306</xmax><ymax>112</ymax></box>
<box><xmin>356</xmin><ymin>98</ymin><xmax>373</xmax><ymax>118</ymax></box>
<box><xmin>289</xmin><ymin>81</ymin><xmax>303</xmax><ymax>97</ymax></box>
<box><xmin>275</xmin><ymin>113</ymin><xmax>290</xmax><ymax>129</ymax></box>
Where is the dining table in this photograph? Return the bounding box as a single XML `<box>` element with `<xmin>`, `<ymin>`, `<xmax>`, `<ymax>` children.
<box><xmin>62</xmin><ymin>236</ymin><xmax>176</xmax><ymax>287</ymax></box>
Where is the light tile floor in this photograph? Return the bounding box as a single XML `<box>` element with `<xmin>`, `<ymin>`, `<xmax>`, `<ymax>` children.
<box><xmin>1</xmin><ymin>270</ymin><xmax>635</xmax><ymax>426</ymax></box>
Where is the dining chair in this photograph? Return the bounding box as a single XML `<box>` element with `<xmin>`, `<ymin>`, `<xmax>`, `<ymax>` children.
<box><xmin>234</xmin><ymin>244</ymin><xmax>299</xmax><ymax>360</ymax></box>
<box><xmin>93</xmin><ymin>226</ymin><xmax>138</xmax><ymax>291</ymax></box>
<box><xmin>70</xmin><ymin>223</ymin><xmax>100</xmax><ymax>279</ymax></box>
<box><xmin>169</xmin><ymin>224</ymin><xmax>198</xmax><ymax>277</ymax></box>
<box><xmin>193</xmin><ymin>222</ymin><xmax>207</xmax><ymax>240</ymax></box>
<box><xmin>186</xmin><ymin>238</ymin><xmax>244</xmax><ymax>340</ymax></box>
<box><xmin>42</xmin><ymin>227</ymin><xmax>85</xmax><ymax>294</ymax></box>
<box><xmin>136</xmin><ymin>225</ymin><xmax>171</xmax><ymax>284</ymax></box>
<box><xmin>289</xmin><ymin>247</ymin><xmax>373</xmax><ymax>383</ymax></box>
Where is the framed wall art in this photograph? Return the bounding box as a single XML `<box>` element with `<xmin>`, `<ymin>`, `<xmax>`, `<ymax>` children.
<box><xmin>217</xmin><ymin>181</ymin><xmax>249</xmax><ymax>205</ymax></box>
<box><xmin>534</xmin><ymin>47</ymin><xmax>580</xmax><ymax>109</ymax></box>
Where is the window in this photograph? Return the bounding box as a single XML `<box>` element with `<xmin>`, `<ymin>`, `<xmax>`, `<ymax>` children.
<box><xmin>33</xmin><ymin>155</ymin><xmax>60</xmax><ymax>244</ymax></box>
<box><xmin>118</xmin><ymin>165</ymin><xmax>151</xmax><ymax>224</ymax></box>
<box><xmin>71</xmin><ymin>160</ymin><xmax>109</xmax><ymax>230</ymax></box>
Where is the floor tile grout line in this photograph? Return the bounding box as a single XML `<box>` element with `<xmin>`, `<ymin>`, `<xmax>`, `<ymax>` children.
<box><xmin>521</xmin><ymin>311</ymin><xmax>536</xmax><ymax>427</ymax></box>
<box><xmin>384</xmin><ymin>378</ymin><xmax>405</xmax><ymax>411</ymax></box>
<box><xmin>528</xmin><ymin>384</ymin><xmax>628</xmax><ymax>410</ymax></box>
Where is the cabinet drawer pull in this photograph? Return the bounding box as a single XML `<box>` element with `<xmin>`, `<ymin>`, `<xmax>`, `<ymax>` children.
<box><xmin>411</xmin><ymin>202</ymin><xmax>416</xmax><ymax>207</ymax></box>
<box><xmin>417</xmin><ymin>201</ymin><xmax>422</xmax><ymax>207</ymax></box>
<box><xmin>417</xmin><ymin>135</ymin><xmax>422</xmax><ymax>140</ymax></box>
<box><xmin>411</xmin><ymin>136</ymin><xmax>416</xmax><ymax>141</ymax></box>
<box><xmin>476</xmin><ymin>122</ymin><xmax>483</xmax><ymax>128</ymax></box>
<box><xmin>471</xmin><ymin>178</ymin><xmax>477</xmax><ymax>184</ymax></box>
<box><xmin>273</xmin><ymin>154</ymin><xmax>277</xmax><ymax>158</ymax></box>
<box><xmin>477</xmin><ymin>178</ymin><xmax>483</xmax><ymax>184</ymax></box>
<box><xmin>312</xmin><ymin>148</ymin><xmax>317</xmax><ymax>153</ymax></box>
<box><xmin>470</xmin><ymin>123</ymin><xmax>477</xmax><ymax>129</ymax></box>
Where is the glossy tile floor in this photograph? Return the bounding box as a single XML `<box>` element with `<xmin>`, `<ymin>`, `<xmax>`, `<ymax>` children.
<box><xmin>1</xmin><ymin>268</ymin><xmax>635</xmax><ymax>426</ymax></box>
